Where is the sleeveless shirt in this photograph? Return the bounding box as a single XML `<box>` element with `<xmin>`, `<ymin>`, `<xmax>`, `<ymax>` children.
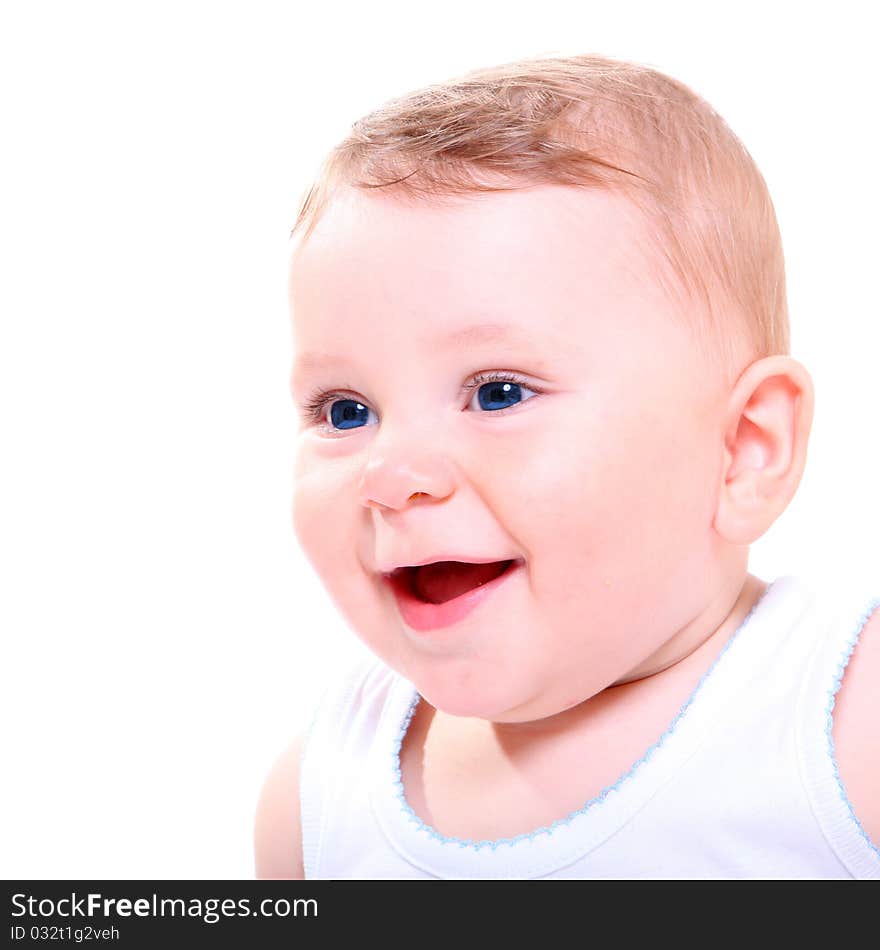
<box><xmin>298</xmin><ymin>574</ymin><xmax>880</xmax><ymax>879</ymax></box>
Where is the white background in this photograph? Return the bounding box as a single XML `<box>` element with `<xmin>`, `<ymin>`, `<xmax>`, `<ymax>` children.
<box><xmin>1</xmin><ymin>0</ymin><xmax>877</xmax><ymax>878</ymax></box>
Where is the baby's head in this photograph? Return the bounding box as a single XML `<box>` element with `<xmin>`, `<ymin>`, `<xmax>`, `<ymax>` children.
<box><xmin>287</xmin><ymin>54</ymin><xmax>813</xmax><ymax>722</ymax></box>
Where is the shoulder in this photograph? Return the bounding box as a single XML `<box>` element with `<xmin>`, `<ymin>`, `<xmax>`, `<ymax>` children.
<box><xmin>252</xmin><ymin>653</ymin><xmax>399</xmax><ymax>879</ymax></box>
<box><xmin>832</xmin><ymin>598</ymin><xmax>880</xmax><ymax>847</ymax></box>
<box><xmin>253</xmin><ymin>734</ymin><xmax>307</xmax><ymax>879</ymax></box>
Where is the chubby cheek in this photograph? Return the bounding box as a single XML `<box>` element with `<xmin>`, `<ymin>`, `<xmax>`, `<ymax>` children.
<box><xmin>500</xmin><ymin>398</ymin><xmax>717</xmax><ymax>665</ymax></box>
<box><xmin>528</xmin><ymin>395</ymin><xmax>710</xmax><ymax>548</ymax></box>
<box><xmin>292</xmin><ymin>445</ymin><xmax>398</xmax><ymax>656</ymax></box>
<box><xmin>293</xmin><ymin>450</ymin><xmax>360</xmax><ymax>598</ymax></box>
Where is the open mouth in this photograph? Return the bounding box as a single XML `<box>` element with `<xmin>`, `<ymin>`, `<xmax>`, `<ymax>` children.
<box><xmin>392</xmin><ymin>559</ymin><xmax>518</xmax><ymax>605</ymax></box>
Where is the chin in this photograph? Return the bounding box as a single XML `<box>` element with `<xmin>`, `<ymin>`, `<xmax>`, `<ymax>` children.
<box><xmin>408</xmin><ymin>675</ymin><xmax>503</xmax><ymax>720</ymax></box>
<box><xmin>412</xmin><ymin>669</ymin><xmax>540</xmax><ymax>722</ymax></box>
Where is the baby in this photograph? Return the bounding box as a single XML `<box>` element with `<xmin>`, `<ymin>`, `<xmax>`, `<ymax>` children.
<box><xmin>255</xmin><ymin>53</ymin><xmax>880</xmax><ymax>879</ymax></box>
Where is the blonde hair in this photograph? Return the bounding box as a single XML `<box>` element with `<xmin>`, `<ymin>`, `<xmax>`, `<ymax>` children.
<box><xmin>291</xmin><ymin>53</ymin><xmax>789</xmax><ymax>383</ymax></box>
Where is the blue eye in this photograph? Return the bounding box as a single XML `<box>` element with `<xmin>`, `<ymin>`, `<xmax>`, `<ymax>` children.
<box><xmin>472</xmin><ymin>379</ymin><xmax>527</xmax><ymax>412</ymax></box>
<box><xmin>329</xmin><ymin>400</ymin><xmax>373</xmax><ymax>430</ymax></box>
<box><xmin>465</xmin><ymin>372</ymin><xmax>539</xmax><ymax>414</ymax></box>
<box><xmin>302</xmin><ymin>372</ymin><xmax>540</xmax><ymax>434</ymax></box>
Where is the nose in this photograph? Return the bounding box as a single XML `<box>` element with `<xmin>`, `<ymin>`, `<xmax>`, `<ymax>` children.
<box><xmin>357</xmin><ymin>431</ymin><xmax>456</xmax><ymax>512</ymax></box>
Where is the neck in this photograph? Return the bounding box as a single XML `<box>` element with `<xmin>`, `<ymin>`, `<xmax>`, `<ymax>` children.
<box><xmin>610</xmin><ymin>572</ymin><xmax>769</xmax><ymax>686</ymax></box>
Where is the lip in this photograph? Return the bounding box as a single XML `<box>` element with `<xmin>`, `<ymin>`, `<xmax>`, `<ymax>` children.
<box><xmin>384</xmin><ymin>559</ymin><xmax>524</xmax><ymax>633</ymax></box>
<box><xmin>381</xmin><ymin>554</ymin><xmax>517</xmax><ymax>572</ymax></box>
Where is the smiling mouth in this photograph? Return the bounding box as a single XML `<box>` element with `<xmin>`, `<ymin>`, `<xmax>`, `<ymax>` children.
<box><xmin>395</xmin><ymin>559</ymin><xmax>518</xmax><ymax>605</ymax></box>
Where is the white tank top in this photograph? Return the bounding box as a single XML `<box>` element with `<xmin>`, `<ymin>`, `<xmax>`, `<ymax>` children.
<box><xmin>299</xmin><ymin>574</ymin><xmax>880</xmax><ymax>879</ymax></box>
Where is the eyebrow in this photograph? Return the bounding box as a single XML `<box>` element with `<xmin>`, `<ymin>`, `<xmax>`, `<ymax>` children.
<box><xmin>292</xmin><ymin>322</ymin><xmax>542</xmax><ymax>380</ymax></box>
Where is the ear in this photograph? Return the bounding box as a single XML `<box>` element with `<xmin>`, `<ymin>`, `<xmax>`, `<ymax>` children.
<box><xmin>713</xmin><ymin>355</ymin><xmax>815</xmax><ymax>545</ymax></box>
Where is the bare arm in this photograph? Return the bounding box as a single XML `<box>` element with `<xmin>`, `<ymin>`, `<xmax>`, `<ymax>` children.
<box><xmin>253</xmin><ymin>734</ymin><xmax>306</xmax><ymax>879</ymax></box>
<box><xmin>833</xmin><ymin>603</ymin><xmax>880</xmax><ymax>847</ymax></box>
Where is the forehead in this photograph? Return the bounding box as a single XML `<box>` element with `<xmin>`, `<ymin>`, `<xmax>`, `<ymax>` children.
<box><xmin>288</xmin><ymin>184</ymin><xmax>677</xmax><ymax>384</ymax></box>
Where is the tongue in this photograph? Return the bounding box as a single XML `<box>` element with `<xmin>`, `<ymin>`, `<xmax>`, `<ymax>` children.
<box><xmin>411</xmin><ymin>560</ymin><xmax>512</xmax><ymax>604</ymax></box>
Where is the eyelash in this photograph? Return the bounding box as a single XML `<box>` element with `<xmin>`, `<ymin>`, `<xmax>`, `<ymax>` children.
<box><xmin>300</xmin><ymin>371</ymin><xmax>542</xmax><ymax>433</ymax></box>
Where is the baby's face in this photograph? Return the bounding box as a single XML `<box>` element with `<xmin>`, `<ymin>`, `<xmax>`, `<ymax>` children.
<box><xmin>289</xmin><ymin>184</ymin><xmax>731</xmax><ymax>722</ymax></box>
